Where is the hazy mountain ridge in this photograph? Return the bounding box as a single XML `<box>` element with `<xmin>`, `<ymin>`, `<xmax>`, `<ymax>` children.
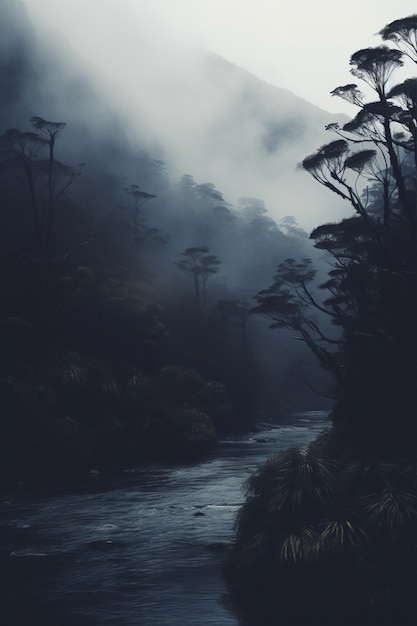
<box><xmin>0</xmin><ymin>0</ymin><xmax>348</xmax><ymax>489</ymax></box>
<box><xmin>1</xmin><ymin>0</ymin><xmax>351</xmax><ymax>230</ymax></box>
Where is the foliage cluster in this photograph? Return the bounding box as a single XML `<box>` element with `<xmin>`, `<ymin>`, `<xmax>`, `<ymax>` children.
<box><xmin>225</xmin><ymin>432</ymin><xmax>417</xmax><ymax>624</ymax></box>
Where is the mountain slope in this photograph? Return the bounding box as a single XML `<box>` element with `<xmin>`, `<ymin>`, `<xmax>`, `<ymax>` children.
<box><xmin>1</xmin><ymin>0</ymin><xmax>350</xmax><ymax>230</ymax></box>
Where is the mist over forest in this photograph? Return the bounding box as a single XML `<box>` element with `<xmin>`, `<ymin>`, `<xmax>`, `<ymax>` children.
<box><xmin>1</xmin><ymin>0</ymin><xmax>414</xmax><ymax>460</ymax></box>
<box><xmin>1</xmin><ymin>2</ymin><xmax>417</xmax><ymax>625</ymax></box>
<box><xmin>0</xmin><ymin>0</ymin><xmax>346</xmax><ymax>469</ymax></box>
<box><xmin>4</xmin><ymin>0</ymin><xmax>352</xmax><ymax>229</ymax></box>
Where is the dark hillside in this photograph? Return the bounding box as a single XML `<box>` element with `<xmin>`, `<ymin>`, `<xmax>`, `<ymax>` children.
<box><xmin>0</xmin><ymin>1</ymin><xmax>338</xmax><ymax>486</ymax></box>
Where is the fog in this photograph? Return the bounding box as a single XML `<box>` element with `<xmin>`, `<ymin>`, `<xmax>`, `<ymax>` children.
<box><xmin>0</xmin><ymin>0</ymin><xmax>349</xmax><ymax>414</ymax></box>
<box><xmin>19</xmin><ymin>0</ymin><xmax>355</xmax><ymax>232</ymax></box>
<box><xmin>1</xmin><ymin>9</ymin><xmax>415</xmax><ymax>625</ymax></box>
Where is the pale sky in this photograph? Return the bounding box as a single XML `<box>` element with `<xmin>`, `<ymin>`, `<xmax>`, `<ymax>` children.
<box><xmin>24</xmin><ymin>0</ymin><xmax>417</xmax><ymax>115</ymax></box>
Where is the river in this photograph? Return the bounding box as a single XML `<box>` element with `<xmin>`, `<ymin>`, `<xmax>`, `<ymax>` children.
<box><xmin>1</xmin><ymin>411</ymin><xmax>328</xmax><ymax>626</ymax></box>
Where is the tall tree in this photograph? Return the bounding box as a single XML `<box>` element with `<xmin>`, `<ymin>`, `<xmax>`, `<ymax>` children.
<box><xmin>0</xmin><ymin>117</ymin><xmax>81</xmax><ymax>257</ymax></box>
<box><xmin>123</xmin><ymin>184</ymin><xmax>156</xmax><ymax>228</ymax></box>
<box><xmin>175</xmin><ymin>246</ymin><xmax>222</xmax><ymax>311</ymax></box>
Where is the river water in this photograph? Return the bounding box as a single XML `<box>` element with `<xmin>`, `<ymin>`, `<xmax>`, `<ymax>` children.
<box><xmin>1</xmin><ymin>411</ymin><xmax>328</xmax><ymax>626</ymax></box>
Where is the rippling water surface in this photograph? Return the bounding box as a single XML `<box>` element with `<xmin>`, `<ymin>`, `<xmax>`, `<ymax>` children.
<box><xmin>1</xmin><ymin>411</ymin><xmax>328</xmax><ymax>625</ymax></box>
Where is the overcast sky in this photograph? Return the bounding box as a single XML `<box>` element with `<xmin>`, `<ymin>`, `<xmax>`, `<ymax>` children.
<box><xmin>25</xmin><ymin>0</ymin><xmax>416</xmax><ymax>114</ymax></box>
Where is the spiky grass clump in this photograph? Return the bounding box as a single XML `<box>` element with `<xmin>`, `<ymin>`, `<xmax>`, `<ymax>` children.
<box><xmin>56</xmin><ymin>350</ymin><xmax>89</xmax><ymax>386</ymax></box>
<box><xmin>361</xmin><ymin>487</ymin><xmax>417</xmax><ymax>541</ymax></box>
<box><xmin>225</xmin><ymin>440</ymin><xmax>417</xmax><ymax>624</ymax></box>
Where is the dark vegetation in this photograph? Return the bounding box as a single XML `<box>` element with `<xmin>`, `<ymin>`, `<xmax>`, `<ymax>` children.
<box><xmin>224</xmin><ymin>14</ymin><xmax>417</xmax><ymax>625</ymax></box>
<box><xmin>0</xmin><ymin>2</ymin><xmax>330</xmax><ymax>487</ymax></box>
<box><xmin>0</xmin><ymin>117</ymin><xmax>321</xmax><ymax>486</ymax></box>
<box><xmin>3</xmin><ymin>3</ymin><xmax>415</xmax><ymax>620</ymax></box>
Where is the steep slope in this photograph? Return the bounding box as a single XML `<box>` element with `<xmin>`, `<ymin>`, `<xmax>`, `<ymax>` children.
<box><xmin>1</xmin><ymin>0</ymin><xmax>350</xmax><ymax>230</ymax></box>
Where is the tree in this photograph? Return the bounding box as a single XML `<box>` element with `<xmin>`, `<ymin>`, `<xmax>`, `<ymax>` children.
<box><xmin>379</xmin><ymin>14</ymin><xmax>417</xmax><ymax>63</ymax></box>
<box><xmin>325</xmin><ymin>41</ymin><xmax>416</xmax><ymax>231</ymax></box>
<box><xmin>0</xmin><ymin>128</ymin><xmax>44</xmax><ymax>244</ymax></box>
<box><xmin>123</xmin><ymin>183</ymin><xmax>156</xmax><ymax>228</ymax></box>
<box><xmin>175</xmin><ymin>246</ymin><xmax>222</xmax><ymax>310</ymax></box>
<box><xmin>252</xmin><ymin>258</ymin><xmax>343</xmax><ymax>383</ymax></box>
<box><xmin>0</xmin><ymin>117</ymin><xmax>81</xmax><ymax>256</ymax></box>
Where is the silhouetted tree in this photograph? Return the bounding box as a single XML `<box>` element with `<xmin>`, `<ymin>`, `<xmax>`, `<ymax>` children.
<box><xmin>0</xmin><ymin>117</ymin><xmax>81</xmax><ymax>256</ymax></box>
<box><xmin>175</xmin><ymin>246</ymin><xmax>222</xmax><ymax>310</ymax></box>
<box><xmin>379</xmin><ymin>14</ymin><xmax>417</xmax><ymax>62</ymax></box>
<box><xmin>252</xmin><ymin>258</ymin><xmax>343</xmax><ymax>383</ymax></box>
<box><xmin>123</xmin><ymin>183</ymin><xmax>156</xmax><ymax>228</ymax></box>
<box><xmin>0</xmin><ymin>127</ymin><xmax>44</xmax><ymax>244</ymax></box>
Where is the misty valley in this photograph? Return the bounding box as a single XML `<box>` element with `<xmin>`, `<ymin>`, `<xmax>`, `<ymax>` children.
<box><xmin>0</xmin><ymin>2</ymin><xmax>416</xmax><ymax>625</ymax></box>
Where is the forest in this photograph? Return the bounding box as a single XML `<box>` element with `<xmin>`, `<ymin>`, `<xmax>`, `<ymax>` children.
<box><xmin>0</xmin><ymin>2</ymin><xmax>416</xmax><ymax>625</ymax></box>
<box><xmin>0</xmin><ymin>116</ymin><xmax>327</xmax><ymax>483</ymax></box>
<box><xmin>0</xmin><ymin>1</ymin><xmax>332</xmax><ymax>486</ymax></box>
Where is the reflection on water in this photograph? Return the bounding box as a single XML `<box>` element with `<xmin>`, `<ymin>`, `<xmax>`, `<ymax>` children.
<box><xmin>1</xmin><ymin>412</ymin><xmax>328</xmax><ymax>626</ymax></box>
